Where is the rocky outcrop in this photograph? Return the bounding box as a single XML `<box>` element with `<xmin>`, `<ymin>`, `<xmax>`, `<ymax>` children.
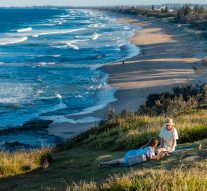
<box><xmin>23</xmin><ymin>119</ymin><xmax>53</xmax><ymax>129</ymax></box>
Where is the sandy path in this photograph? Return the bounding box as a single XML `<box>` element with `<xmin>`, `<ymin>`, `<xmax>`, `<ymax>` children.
<box><xmin>48</xmin><ymin>15</ymin><xmax>206</xmax><ymax>139</ymax></box>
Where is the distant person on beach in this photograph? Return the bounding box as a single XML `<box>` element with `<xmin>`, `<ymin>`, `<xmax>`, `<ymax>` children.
<box><xmin>122</xmin><ymin>61</ymin><xmax>125</xmax><ymax>65</ymax></box>
<box><xmin>99</xmin><ymin>138</ymin><xmax>159</xmax><ymax>167</ymax></box>
<box><xmin>157</xmin><ymin>118</ymin><xmax>179</xmax><ymax>154</ymax></box>
<box><xmin>141</xmin><ymin>48</ymin><xmax>147</xmax><ymax>55</ymax></box>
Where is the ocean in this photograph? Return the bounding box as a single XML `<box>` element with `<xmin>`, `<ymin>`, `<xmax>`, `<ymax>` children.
<box><xmin>0</xmin><ymin>7</ymin><xmax>140</xmax><ymax>148</ymax></box>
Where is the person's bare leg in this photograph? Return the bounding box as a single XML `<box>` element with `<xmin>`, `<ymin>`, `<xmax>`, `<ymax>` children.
<box><xmin>100</xmin><ymin>158</ymin><xmax>125</xmax><ymax>166</ymax></box>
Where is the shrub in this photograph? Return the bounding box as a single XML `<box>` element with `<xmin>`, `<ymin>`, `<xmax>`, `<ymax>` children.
<box><xmin>34</xmin><ymin>148</ymin><xmax>53</xmax><ymax>166</ymax></box>
<box><xmin>139</xmin><ymin>84</ymin><xmax>207</xmax><ymax>116</ymax></box>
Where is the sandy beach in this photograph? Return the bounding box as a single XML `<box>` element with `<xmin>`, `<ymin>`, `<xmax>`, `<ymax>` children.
<box><xmin>48</xmin><ymin>14</ymin><xmax>207</xmax><ymax>139</ymax></box>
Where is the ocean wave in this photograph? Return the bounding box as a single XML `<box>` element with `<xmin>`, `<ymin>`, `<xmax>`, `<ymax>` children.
<box><xmin>88</xmin><ymin>23</ymin><xmax>105</xmax><ymax>28</ymax></box>
<box><xmin>52</xmin><ymin>19</ymin><xmax>67</xmax><ymax>25</ymax></box>
<box><xmin>0</xmin><ymin>83</ymin><xmax>33</xmax><ymax>104</ymax></box>
<box><xmin>119</xmin><ymin>43</ymin><xmax>127</xmax><ymax>47</ymax></box>
<box><xmin>31</xmin><ymin>28</ymin><xmax>85</xmax><ymax>38</ymax></box>
<box><xmin>58</xmin><ymin>14</ymin><xmax>70</xmax><ymax>18</ymax></box>
<box><xmin>37</xmin><ymin>62</ymin><xmax>56</xmax><ymax>66</ymax></box>
<box><xmin>41</xmin><ymin>94</ymin><xmax>67</xmax><ymax>114</ymax></box>
<box><xmin>53</xmin><ymin>54</ymin><xmax>62</xmax><ymax>58</ymax></box>
<box><xmin>92</xmin><ymin>32</ymin><xmax>100</xmax><ymax>40</ymax></box>
<box><xmin>37</xmin><ymin>90</ymin><xmax>44</xmax><ymax>95</ymax></box>
<box><xmin>71</xmin><ymin>39</ymin><xmax>89</xmax><ymax>43</ymax></box>
<box><xmin>0</xmin><ymin>37</ymin><xmax>28</xmax><ymax>46</ymax></box>
<box><xmin>54</xmin><ymin>39</ymin><xmax>88</xmax><ymax>50</ymax></box>
<box><xmin>17</xmin><ymin>27</ymin><xmax>32</xmax><ymax>32</ymax></box>
<box><xmin>75</xmin><ymin>95</ymin><xmax>83</xmax><ymax>98</ymax></box>
<box><xmin>38</xmin><ymin>23</ymin><xmax>56</xmax><ymax>26</ymax></box>
<box><xmin>123</xmin><ymin>26</ymin><xmax>130</xmax><ymax>30</ymax></box>
<box><xmin>65</xmin><ymin>42</ymin><xmax>79</xmax><ymax>50</ymax></box>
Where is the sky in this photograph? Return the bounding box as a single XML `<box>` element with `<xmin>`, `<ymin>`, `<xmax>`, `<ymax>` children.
<box><xmin>0</xmin><ymin>0</ymin><xmax>206</xmax><ymax>7</ymax></box>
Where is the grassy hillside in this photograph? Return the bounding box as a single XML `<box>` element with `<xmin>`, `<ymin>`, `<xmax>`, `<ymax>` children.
<box><xmin>1</xmin><ymin>109</ymin><xmax>207</xmax><ymax>191</ymax></box>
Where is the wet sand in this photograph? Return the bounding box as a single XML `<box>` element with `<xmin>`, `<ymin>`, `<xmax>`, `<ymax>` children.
<box><xmin>48</xmin><ymin>14</ymin><xmax>207</xmax><ymax>139</ymax></box>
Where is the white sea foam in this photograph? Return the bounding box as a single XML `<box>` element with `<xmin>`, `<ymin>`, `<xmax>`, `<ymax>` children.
<box><xmin>88</xmin><ymin>23</ymin><xmax>105</xmax><ymax>28</ymax></box>
<box><xmin>37</xmin><ymin>90</ymin><xmax>44</xmax><ymax>94</ymax></box>
<box><xmin>92</xmin><ymin>32</ymin><xmax>100</xmax><ymax>40</ymax></box>
<box><xmin>32</xmin><ymin>34</ymin><xmax>39</xmax><ymax>38</ymax></box>
<box><xmin>17</xmin><ymin>27</ymin><xmax>32</xmax><ymax>32</ymax></box>
<box><xmin>75</xmin><ymin>95</ymin><xmax>83</xmax><ymax>98</ymax></box>
<box><xmin>55</xmin><ymin>93</ymin><xmax>62</xmax><ymax>99</ymax></box>
<box><xmin>40</xmin><ymin>115</ymin><xmax>101</xmax><ymax>126</ymax></box>
<box><xmin>59</xmin><ymin>14</ymin><xmax>70</xmax><ymax>18</ymax></box>
<box><xmin>37</xmin><ymin>62</ymin><xmax>56</xmax><ymax>66</ymax></box>
<box><xmin>0</xmin><ymin>37</ymin><xmax>28</xmax><ymax>46</ymax></box>
<box><xmin>53</xmin><ymin>54</ymin><xmax>62</xmax><ymax>58</ymax></box>
<box><xmin>38</xmin><ymin>23</ymin><xmax>56</xmax><ymax>26</ymax></box>
<box><xmin>32</xmin><ymin>28</ymin><xmax>85</xmax><ymax>37</ymax></box>
<box><xmin>66</xmin><ymin>42</ymin><xmax>79</xmax><ymax>50</ymax></box>
<box><xmin>0</xmin><ymin>82</ymin><xmax>33</xmax><ymax>104</ymax></box>
<box><xmin>119</xmin><ymin>43</ymin><xmax>127</xmax><ymax>47</ymax></box>
<box><xmin>71</xmin><ymin>39</ymin><xmax>89</xmax><ymax>43</ymax></box>
<box><xmin>55</xmin><ymin>39</ymin><xmax>88</xmax><ymax>50</ymax></box>
<box><xmin>123</xmin><ymin>26</ymin><xmax>130</xmax><ymax>30</ymax></box>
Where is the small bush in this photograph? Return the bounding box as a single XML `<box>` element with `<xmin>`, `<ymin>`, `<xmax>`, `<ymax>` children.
<box><xmin>34</xmin><ymin>148</ymin><xmax>53</xmax><ymax>166</ymax></box>
<box><xmin>139</xmin><ymin>84</ymin><xmax>207</xmax><ymax>116</ymax></box>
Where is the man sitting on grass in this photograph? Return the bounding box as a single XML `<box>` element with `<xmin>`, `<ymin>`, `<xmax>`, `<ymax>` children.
<box><xmin>157</xmin><ymin>118</ymin><xmax>179</xmax><ymax>154</ymax></box>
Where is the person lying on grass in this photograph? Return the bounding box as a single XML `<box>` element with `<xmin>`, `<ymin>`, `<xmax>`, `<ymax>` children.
<box><xmin>99</xmin><ymin>138</ymin><xmax>159</xmax><ymax>167</ymax></box>
<box><xmin>157</xmin><ymin>118</ymin><xmax>179</xmax><ymax>154</ymax></box>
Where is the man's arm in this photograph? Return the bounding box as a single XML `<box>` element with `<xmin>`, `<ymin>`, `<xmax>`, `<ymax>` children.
<box><xmin>170</xmin><ymin>138</ymin><xmax>177</xmax><ymax>152</ymax></box>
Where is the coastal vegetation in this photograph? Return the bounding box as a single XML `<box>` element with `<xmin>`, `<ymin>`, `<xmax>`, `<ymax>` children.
<box><xmin>101</xmin><ymin>4</ymin><xmax>207</xmax><ymax>37</ymax></box>
<box><xmin>1</xmin><ymin>91</ymin><xmax>207</xmax><ymax>190</ymax></box>
<box><xmin>139</xmin><ymin>83</ymin><xmax>207</xmax><ymax>116</ymax></box>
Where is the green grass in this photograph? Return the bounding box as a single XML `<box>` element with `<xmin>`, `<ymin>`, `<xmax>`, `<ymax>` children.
<box><xmin>67</xmin><ymin>163</ymin><xmax>207</xmax><ymax>191</ymax></box>
<box><xmin>61</xmin><ymin>109</ymin><xmax>207</xmax><ymax>151</ymax></box>
<box><xmin>1</xmin><ymin>110</ymin><xmax>207</xmax><ymax>190</ymax></box>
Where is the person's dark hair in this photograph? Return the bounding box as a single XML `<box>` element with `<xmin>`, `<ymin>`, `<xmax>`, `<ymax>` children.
<box><xmin>148</xmin><ymin>137</ymin><xmax>159</xmax><ymax>147</ymax></box>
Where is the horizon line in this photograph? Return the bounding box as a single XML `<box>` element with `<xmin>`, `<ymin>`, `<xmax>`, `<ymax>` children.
<box><xmin>0</xmin><ymin>3</ymin><xmax>207</xmax><ymax>8</ymax></box>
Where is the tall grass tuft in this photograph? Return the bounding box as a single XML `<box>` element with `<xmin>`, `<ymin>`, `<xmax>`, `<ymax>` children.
<box><xmin>0</xmin><ymin>148</ymin><xmax>53</xmax><ymax>177</ymax></box>
<box><xmin>66</xmin><ymin>161</ymin><xmax>207</xmax><ymax>191</ymax></box>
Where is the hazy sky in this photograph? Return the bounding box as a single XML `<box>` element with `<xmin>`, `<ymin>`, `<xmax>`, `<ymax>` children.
<box><xmin>0</xmin><ymin>0</ymin><xmax>206</xmax><ymax>7</ymax></box>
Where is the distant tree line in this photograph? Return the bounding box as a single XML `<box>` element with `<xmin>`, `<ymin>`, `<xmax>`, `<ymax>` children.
<box><xmin>99</xmin><ymin>4</ymin><xmax>207</xmax><ymax>34</ymax></box>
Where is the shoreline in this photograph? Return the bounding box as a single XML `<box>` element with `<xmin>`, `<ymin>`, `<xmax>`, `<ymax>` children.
<box><xmin>47</xmin><ymin>12</ymin><xmax>206</xmax><ymax>139</ymax></box>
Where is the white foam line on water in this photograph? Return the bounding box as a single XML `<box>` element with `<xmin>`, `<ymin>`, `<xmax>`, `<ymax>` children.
<box><xmin>40</xmin><ymin>115</ymin><xmax>101</xmax><ymax>124</ymax></box>
<box><xmin>92</xmin><ymin>32</ymin><xmax>100</xmax><ymax>40</ymax></box>
<box><xmin>17</xmin><ymin>27</ymin><xmax>32</xmax><ymax>32</ymax></box>
<box><xmin>65</xmin><ymin>42</ymin><xmax>79</xmax><ymax>50</ymax></box>
<box><xmin>32</xmin><ymin>28</ymin><xmax>86</xmax><ymax>38</ymax></box>
<box><xmin>40</xmin><ymin>76</ymin><xmax>117</xmax><ymax>125</ymax></box>
<box><xmin>0</xmin><ymin>37</ymin><xmax>28</xmax><ymax>46</ymax></box>
<box><xmin>68</xmin><ymin>76</ymin><xmax>117</xmax><ymax>117</ymax></box>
